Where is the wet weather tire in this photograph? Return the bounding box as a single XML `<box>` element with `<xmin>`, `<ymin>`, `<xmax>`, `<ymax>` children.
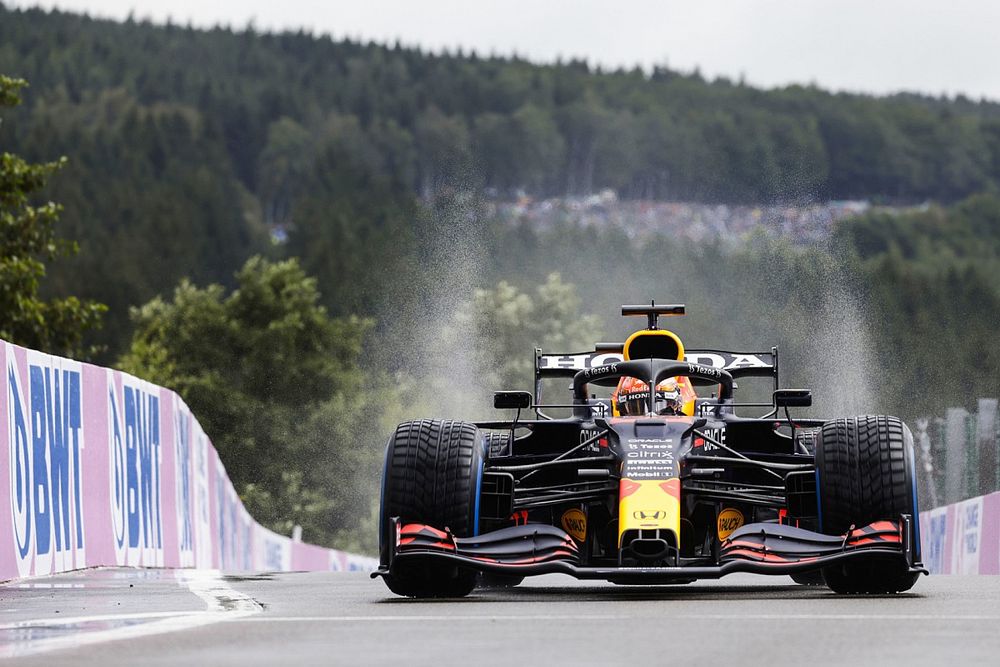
<box><xmin>815</xmin><ymin>416</ymin><xmax>921</xmax><ymax>594</ymax></box>
<box><xmin>485</xmin><ymin>431</ymin><xmax>512</xmax><ymax>458</ymax></box>
<box><xmin>795</xmin><ymin>427</ymin><xmax>820</xmax><ymax>456</ymax></box>
<box><xmin>379</xmin><ymin>419</ymin><xmax>485</xmax><ymax>598</ymax></box>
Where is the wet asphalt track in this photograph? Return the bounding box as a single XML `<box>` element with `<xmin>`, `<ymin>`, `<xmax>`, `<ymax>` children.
<box><xmin>1</xmin><ymin>569</ymin><xmax>998</xmax><ymax>666</ymax></box>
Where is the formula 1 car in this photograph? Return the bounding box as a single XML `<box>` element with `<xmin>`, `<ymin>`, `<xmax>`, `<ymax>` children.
<box><xmin>374</xmin><ymin>303</ymin><xmax>926</xmax><ymax>597</ymax></box>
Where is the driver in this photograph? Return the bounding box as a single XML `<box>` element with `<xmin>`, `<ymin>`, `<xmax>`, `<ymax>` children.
<box><xmin>613</xmin><ymin>376</ymin><xmax>696</xmax><ymax>416</ymax></box>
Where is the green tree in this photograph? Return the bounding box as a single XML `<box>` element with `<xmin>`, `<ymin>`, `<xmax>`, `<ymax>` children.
<box><xmin>0</xmin><ymin>75</ymin><xmax>105</xmax><ymax>357</ymax></box>
<box><xmin>449</xmin><ymin>273</ymin><xmax>601</xmax><ymax>391</ymax></box>
<box><xmin>256</xmin><ymin>116</ymin><xmax>314</xmax><ymax>227</ymax></box>
<box><xmin>415</xmin><ymin>106</ymin><xmax>472</xmax><ymax>196</ymax></box>
<box><xmin>119</xmin><ymin>256</ymin><xmax>403</xmax><ymax>550</ymax></box>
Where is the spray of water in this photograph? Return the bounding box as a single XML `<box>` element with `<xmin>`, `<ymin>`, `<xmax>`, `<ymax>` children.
<box><xmin>388</xmin><ymin>189</ymin><xmax>500</xmax><ymax>421</ymax></box>
<box><xmin>799</xmin><ymin>285</ymin><xmax>879</xmax><ymax>418</ymax></box>
<box><xmin>731</xmin><ymin>237</ymin><xmax>882</xmax><ymax>420</ymax></box>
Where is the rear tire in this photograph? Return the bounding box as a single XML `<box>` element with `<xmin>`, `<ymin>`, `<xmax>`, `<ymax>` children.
<box><xmin>815</xmin><ymin>416</ymin><xmax>920</xmax><ymax>594</ymax></box>
<box><xmin>795</xmin><ymin>427</ymin><xmax>820</xmax><ymax>456</ymax></box>
<box><xmin>379</xmin><ymin>419</ymin><xmax>485</xmax><ymax>598</ymax></box>
<box><xmin>485</xmin><ymin>431</ymin><xmax>511</xmax><ymax>458</ymax></box>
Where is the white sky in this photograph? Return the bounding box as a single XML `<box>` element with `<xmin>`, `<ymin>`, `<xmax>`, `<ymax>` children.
<box><xmin>9</xmin><ymin>0</ymin><xmax>1000</xmax><ymax>101</ymax></box>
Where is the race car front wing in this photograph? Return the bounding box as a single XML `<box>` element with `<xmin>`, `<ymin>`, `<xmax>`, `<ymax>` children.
<box><xmin>373</xmin><ymin>515</ymin><xmax>926</xmax><ymax>585</ymax></box>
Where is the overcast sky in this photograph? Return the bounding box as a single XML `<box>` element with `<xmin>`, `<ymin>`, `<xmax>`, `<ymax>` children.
<box><xmin>10</xmin><ymin>0</ymin><xmax>1000</xmax><ymax>101</ymax></box>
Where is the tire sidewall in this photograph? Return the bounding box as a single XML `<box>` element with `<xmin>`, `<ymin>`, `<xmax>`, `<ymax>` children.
<box><xmin>379</xmin><ymin>420</ymin><xmax>486</xmax><ymax>569</ymax></box>
<box><xmin>816</xmin><ymin>416</ymin><xmax>919</xmax><ymax>537</ymax></box>
<box><xmin>814</xmin><ymin>415</ymin><xmax>921</xmax><ymax>594</ymax></box>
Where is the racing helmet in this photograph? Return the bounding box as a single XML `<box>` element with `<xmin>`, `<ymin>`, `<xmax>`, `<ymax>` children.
<box><xmin>613</xmin><ymin>376</ymin><xmax>685</xmax><ymax>416</ymax></box>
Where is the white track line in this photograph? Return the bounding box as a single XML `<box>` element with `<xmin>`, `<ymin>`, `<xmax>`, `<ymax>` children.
<box><xmin>237</xmin><ymin>613</ymin><xmax>1000</xmax><ymax>623</ymax></box>
<box><xmin>0</xmin><ymin>570</ymin><xmax>262</xmax><ymax>659</ymax></box>
<box><xmin>0</xmin><ymin>611</ymin><xmax>191</xmax><ymax>630</ymax></box>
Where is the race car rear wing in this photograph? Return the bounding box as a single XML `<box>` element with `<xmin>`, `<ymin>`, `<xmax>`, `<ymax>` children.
<box><xmin>533</xmin><ymin>345</ymin><xmax>779</xmax><ymax>403</ymax></box>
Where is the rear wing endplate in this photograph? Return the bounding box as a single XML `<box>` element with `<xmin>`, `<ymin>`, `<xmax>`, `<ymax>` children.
<box><xmin>533</xmin><ymin>346</ymin><xmax>779</xmax><ymax>403</ymax></box>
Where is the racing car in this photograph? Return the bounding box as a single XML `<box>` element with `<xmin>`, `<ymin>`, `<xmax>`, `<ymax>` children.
<box><xmin>374</xmin><ymin>303</ymin><xmax>925</xmax><ymax>597</ymax></box>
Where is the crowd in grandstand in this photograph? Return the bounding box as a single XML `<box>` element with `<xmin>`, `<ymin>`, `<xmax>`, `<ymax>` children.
<box><xmin>489</xmin><ymin>191</ymin><xmax>883</xmax><ymax>244</ymax></box>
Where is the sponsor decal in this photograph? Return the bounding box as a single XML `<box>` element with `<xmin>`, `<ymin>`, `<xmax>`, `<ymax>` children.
<box><xmin>108</xmin><ymin>372</ymin><xmax>163</xmax><ymax>567</ymax></box>
<box><xmin>951</xmin><ymin>497</ymin><xmax>982</xmax><ymax>575</ymax></box>
<box><xmin>685</xmin><ymin>353</ymin><xmax>770</xmax><ymax>371</ymax></box>
<box><xmin>539</xmin><ymin>352</ymin><xmax>772</xmax><ymax>372</ymax></box>
<box><xmin>175</xmin><ymin>402</ymin><xmax>194</xmax><ymax>567</ymax></box>
<box><xmin>924</xmin><ymin>508</ymin><xmax>948</xmax><ymax>574</ymax></box>
<box><xmin>539</xmin><ymin>353</ymin><xmax>624</xmax><ymax>371</ymax></box>
<box><xmin>583</xmin><ymin>363</ymin><xmax>617</xmax><ymax>379</ymax></box>
<box><xmin>561</xmin><ymin>508</ymin><xmax>587</xmax><ymax>542</ymax></box>
<box><xmin>700</xmin><ymin>427</ymin><xmax>725</xmax><ymax>451</ymax></box>
<box><xmin>580</xmin><ymin>428</ymin><xmax>603</xmax><ymax>452</ymax></box>
<box><xmin>192</xmin><ymin>423</ymin><xmax>212</xmax><ymax>568</ymax></box>
<box><xmin>725</xmin><ymin>354</ymin><xmax>770</xmax><ymax>370</ymax></box>
<box><xmin>717</xmin><ymin>508</ymin><xmax>744</xmax><ymax>540</ymax></box>
<box><xmin>262</xmin><ymin>533</ymin><xmax>289</xmax><ymax>571</ymax></box>
<box><xmin>622</xmin><ymin>438</ymin><xmax>676</xmax><ymax>478</ymax></box>
<box><xmin>688</xmin><ymin>363</ymin><xmax>722</xmax><ymax>380</ymax></box>
<box><xmin>7</xmin><ymin>348</ymin><xmax>86</xmax><ymax>577</ymax></box>
<box><xmin>216</xmin><ymin>468</ymin><xmax>234</xmax><ymax>569</ymax></box>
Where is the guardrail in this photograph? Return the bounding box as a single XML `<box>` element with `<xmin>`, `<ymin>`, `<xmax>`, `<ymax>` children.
<box><xmin>914</xmin><ymin>401</ymin><xmax>999</xmax><ymax>508</ymax></box>
<box><xmin>919</xmin><ymin>491</ymin><xmax>999</xmax><ymax>574</ymax></box>
<box><xmin>1</xmin><ymin>339</ymin><xmax>376</xmax><ymax>582</ymax></box>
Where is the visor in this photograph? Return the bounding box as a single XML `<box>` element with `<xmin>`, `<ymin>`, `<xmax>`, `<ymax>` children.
<box><xmin>617</xmin><ymin>389</ymin><xmax>682</xmax><ymax>416</ymax></box>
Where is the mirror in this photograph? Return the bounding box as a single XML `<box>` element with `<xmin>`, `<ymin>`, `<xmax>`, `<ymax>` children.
<box><xmin>774</xmin><ymin>389</ymin><xmax>812</xmax><ymax>408</ymax></box>
<box><xmin>494</xmin><ymin>391</ymin><xmax>532</xmax><ymax>410</ymax></box>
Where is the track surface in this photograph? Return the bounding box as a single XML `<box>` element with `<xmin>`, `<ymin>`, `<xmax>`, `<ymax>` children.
<box><xmin>1</xmin><ymin>569</ymin><xmax>998</xmax><ymax>665</ymax></box>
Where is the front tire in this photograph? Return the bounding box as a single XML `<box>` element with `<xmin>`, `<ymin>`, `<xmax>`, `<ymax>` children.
<box><xmin>379</xmin><ymin>419</ymin><xmax>485</xmax><ymax>598</ymax></box>
<box><xmin>815</xmin><ymin>416</ymin><xmax>920</xmax><ymax>594</ymax></box>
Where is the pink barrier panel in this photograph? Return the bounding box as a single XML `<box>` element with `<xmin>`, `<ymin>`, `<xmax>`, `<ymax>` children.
<box><xmin>1</xmin><ymin>339</ymin><xmax>376</xmax><ymax>582</ymax></box>
<box><xmin>919</xmin><ymin>491</ymin><xmax>1000</xmax><ymax>574</ymax></box>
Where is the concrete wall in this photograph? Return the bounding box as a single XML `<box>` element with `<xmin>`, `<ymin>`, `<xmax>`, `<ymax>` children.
<box><xmin>1</xmin><ymin>339</ymin><xmax>375</xmax><ymax>582</ymax></box>
<box><xmin>919</xmin><ymin>491</ymin><xmax>1000</xmax><ymax>574</ymax></box>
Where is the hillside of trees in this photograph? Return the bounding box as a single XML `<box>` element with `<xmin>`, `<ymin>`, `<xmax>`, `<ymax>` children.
<box><xmin>3</xmin><ymin>5</ymin><xmax>998</xmax><ymax>206</ymax></box>
<box><xmin>3</xmin><ymin>5</ymin><xmax>1000</xmax><ymax>548</ymax></box>
<box><xmin>3</xmin><ymin>4</ymin><xmax>1000</xmax><ymax>356</ymax></box>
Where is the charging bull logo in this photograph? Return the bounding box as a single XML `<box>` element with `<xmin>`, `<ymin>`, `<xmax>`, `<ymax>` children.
<box><xmin>7</xmin><ymin>349</ymin><xmax>86</xmax><ymax>578</ymax></box>
<box><xmin>108</xmin><ymin>372</ymin><xmax>163</xmax><ymax>566</ymax></box>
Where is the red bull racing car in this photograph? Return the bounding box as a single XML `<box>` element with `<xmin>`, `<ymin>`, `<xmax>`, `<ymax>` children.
<box><xmin>375</xmin><ymin>304</ymin><xmax>926</xmax><ymax>597</ymax></box>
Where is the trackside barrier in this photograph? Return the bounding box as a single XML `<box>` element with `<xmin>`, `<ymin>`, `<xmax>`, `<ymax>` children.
<box><xmin>1</xmin><ymin>339</ymin><xmax>377</xmax><ymax>582</ymax></box>
<box><xmin>919</xmin><ymin>491</ymin><xmax>1000</xmax><ymax>574</ymax></box>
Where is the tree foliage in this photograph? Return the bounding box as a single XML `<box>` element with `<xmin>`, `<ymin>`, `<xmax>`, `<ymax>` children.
<box><xmin>450</xmin><ymin>273</ymin><xmax>602</xmax><ymax>391</ymax></box>
<box><xmin>833</xmin><ymin>194</ymin><xmax>1000</xmax><ymax>416</ymax></box>
<box><xmin>3</xmin><ymin>6</ymin><xmax>1000</xmax><ymax>356</ymax></box>
<box><xmin>118</xmin><ymin>256</ymin><xmax>404</xmax><ymax>550</ymax></box>
<box><xmin>0</xmin><ymin>74</ymin><xmax>105</xmax><ymax>357</ymax></box>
